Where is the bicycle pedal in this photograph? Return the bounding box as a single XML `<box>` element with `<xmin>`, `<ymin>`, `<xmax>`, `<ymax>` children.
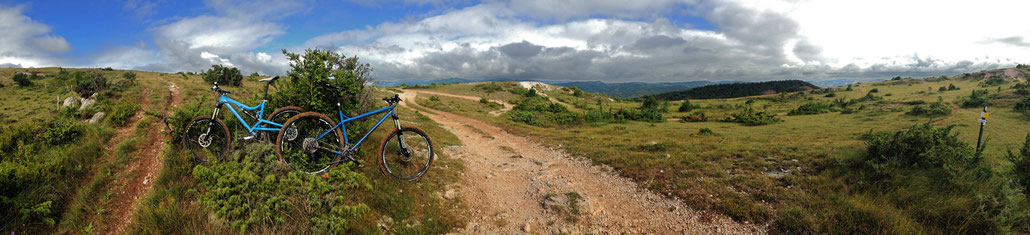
<box><xmin>240</xmin><ymin>135</ymin><xmax>256</xmax><ymax>140</ymax></box>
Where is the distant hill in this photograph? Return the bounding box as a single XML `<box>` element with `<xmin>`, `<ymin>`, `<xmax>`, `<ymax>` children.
<box><xmin>648</xmin><ymin>80</ymin><xmax>818</xmax><ymax>100</ymax></box>
<box><xmin>378</xmin><ymin>78</ymin><xmax>475</xmax><ymax>87</ymax></box>
<box><xmin>548</xmin><ymin>81</ymin><xmax>727</xmax><ymax>98</ymax></box>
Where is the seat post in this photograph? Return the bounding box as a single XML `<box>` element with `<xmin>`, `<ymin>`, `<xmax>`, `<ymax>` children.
<box><xmin>263</xmin><ymin>82</ymin><xmax>270</xmax><ymax>101</ymax></box>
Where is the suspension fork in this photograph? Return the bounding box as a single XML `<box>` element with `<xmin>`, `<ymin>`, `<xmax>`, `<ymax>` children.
<box><xmin>204</xmin><ymin>103</ymin><xmax>223</xmax><ymax>135</ymax></box>
<box><xmin>391</xmin><ymin>108</ymin><xmax>411</xmax><ymax>156</ymax></box>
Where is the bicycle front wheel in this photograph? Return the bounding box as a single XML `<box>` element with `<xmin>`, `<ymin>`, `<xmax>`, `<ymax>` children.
<box><xmin>183</xmin><ymin>116</ymin><xmax>230</xmax><ymax>163</ymax></box>
<box><xmin>378</xmin><ymin>126</ymin><xmax>434</xmax><ymax>181</ymax></box>
<box><xmin>264</xmin><ymin>106</ymin><xmax>304</xmax><ymax>144</ymax></box>
<box><xmin>276</xmin><ymin>112</ymin><xmax>344</xmax><ymax>175</ymax></box>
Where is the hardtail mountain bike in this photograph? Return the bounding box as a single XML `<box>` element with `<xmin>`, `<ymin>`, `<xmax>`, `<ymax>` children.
<box><xmin>183</xmin><ymin>76</ymin><xmax>304</xmax><ymax>163</ymax></box>
<box><xmin>276</xmin><ymin>84</ymin><xmax>434</xmax><ymax>181</ymax></box>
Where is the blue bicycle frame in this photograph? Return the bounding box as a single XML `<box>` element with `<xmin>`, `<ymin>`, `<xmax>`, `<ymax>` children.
<box><xmin>315</xmin><ymin>104</ymin><xmax>398</xmax><ymax>154</ymax></box>
<box><xmin>213</xmin><ymin>94</ymin><xmax>283</xmax><ymax>136</ymax></box>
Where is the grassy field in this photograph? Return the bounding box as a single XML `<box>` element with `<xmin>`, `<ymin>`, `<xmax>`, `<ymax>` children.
<box><xmin>406</xmin><ymin>77</ymin><xmax>1030</xmax><ymax>232</ymax></box>
<box><xmin>1</xmin><ymin>67</ymin><xmax>470</xmax><ymax>233</ymax></box>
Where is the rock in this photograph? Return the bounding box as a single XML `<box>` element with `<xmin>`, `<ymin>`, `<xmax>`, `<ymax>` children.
<box><xmin>87</xmin><ymin>112</ymin><xmax>105</xmax><ymax>124</ymax></box>
<box><xmin>522</xmin><ymin>223</ymin><xmax>531</xmax><ymax>233</ymax></box>
<box><xmin>62</xmin><ymin>97</ymin><xmax>79</xmax><ymax>107</ymax></box>
<box><xmin>443</xmin><ymin>189</ymin><xmax>457</xmax><ymax>200</ymax></box>
<box><xmin>79</xmin><ymin>97</ymin><xmax>96</xmax><ymax>111</ymax></box>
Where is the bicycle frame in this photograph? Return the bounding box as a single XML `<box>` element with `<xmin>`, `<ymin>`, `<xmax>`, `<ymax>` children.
<box><xmin>212</xmin><ymin>94</ymin><xmax>282</xmax><ymax>136</ymax></box>
<box><xmin>316</xmin><ymin>104</ymin><xmax>398</xmax><ymax>154</ymax></box>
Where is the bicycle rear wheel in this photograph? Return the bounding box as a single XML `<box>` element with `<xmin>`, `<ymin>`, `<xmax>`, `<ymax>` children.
<box><xmin>378</xmin><ymin>126</ymin><xmax>434</xmax><ymax>181</ymax></box>
<box><xmin>276</xmin><ymin>112</ymin><xmax>344</xmax><ymax>175</ymax></box>
<box><xmin>183</xmin><ymin>116</ymin><xmax>230</xmax><ymax>163</ymax></box>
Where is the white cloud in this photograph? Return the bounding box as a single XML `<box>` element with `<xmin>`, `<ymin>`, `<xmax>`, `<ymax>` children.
<box><xmin>0</xmin><ymin>4</ymin><xmax>71</xmax><ymax>68</ymax></box>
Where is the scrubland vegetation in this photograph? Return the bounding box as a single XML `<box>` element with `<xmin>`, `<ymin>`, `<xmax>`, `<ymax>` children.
<box><xmin>7</xmin><ymin>60</ymin><xmax>1030</xmax><ymax>233</ymax></box>
<box><xmin>405</xmin><ymin>69</ymin><xmax>1030</xmax><ymax>233</ymax></box>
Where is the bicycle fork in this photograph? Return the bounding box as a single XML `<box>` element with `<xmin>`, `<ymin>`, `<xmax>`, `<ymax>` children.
<box><xmin>392</xmin><ymin>111</ymin><xmax>413</xmax><ymax>161</ymax></box>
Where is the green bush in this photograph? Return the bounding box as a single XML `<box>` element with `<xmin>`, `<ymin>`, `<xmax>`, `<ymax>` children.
<box><xmin>168</xmin><ymin>97</ymin><xmax>212</xmax><ymax>146</ymax></box>
<box><xmin>107</xmin><ymin>100</ymin><xmax>141</xmax><ymax>127</ymax></box>
<box><xmin>678</xmin><ymin>99</ymin><xmax>698</xmax><ymax>112</ymax></box>
<box><xmin>980</xmin><ymin>76</ymin><xmax>1007</xmax><ymax>87</ymax></box>
<box><xmin>906</xmin><ymin>102</ymin><xmax>951</xmax><ymax>117</ymax></box>
<box><xmin>856</xmin><ymin>123</ymin><xmax>1028</xmax><ymax>233</ymax></box>
<box><xmin>473</xmin><ymin>82</ymin><xmax>504</xmax><ymax>93</ymax></box>
<box><xmin>271</xmin><ymin>49</ymin><xmax>370</xmax><ymax>117</ymax></box>
<box><xmin>1015</xmin><ymin>97</ymin><xmax>1030</xmax><ymax>113</ymax></box>
<box><xmin>73</xmin><ymin>72</ymin><xmax>108</xmax><ymax>97</ymax></box>
<box><xmin>201</xmin><ymin>65</ymin><xmax>243</xmax><ymax>86</ymax></box>
<box><xmin>11</xmin><ymin>73</ymin><xmax>31</xmax><ymax>86</ymax></box>
<box><xmin>192</xmin><ymin>144</ymin><xmax>372</xmax><ymax>233</ymax></box>
<box><xmin>1009</xmin><ymin>133</ymin><xmax>1030</xmax><ymax>193</ymax></box>
<box><xmin>960</xmin><ymin>90</ymin><xmax>989</xmax><ymax>108</ymax></box>
<box><xmin>1</xmin><ymin>116</ymin><xmax>97</xmax><ymax>228</ymax></box>
<box><xmin>509</xmin><ymin>110</ymin><xmax>542</xmax><ymax>126</ymax></box>
<box><xmin>726</xmin><ymin>107</ymin><xmax>781</xmax><ymax>126</ymax></box>
<box><xmin>789</xmin><ymin>102</ymin><xmax>833</xmax><ymax>115</ymax></box>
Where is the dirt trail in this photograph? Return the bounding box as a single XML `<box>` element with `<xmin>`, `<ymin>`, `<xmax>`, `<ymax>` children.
<box><xmin>103</xmin><ymin>82</ymin><xmax>181</xmax><ymax>235</ymax></box>
<box><xmin>400</xmin><ymin>90</ymin><xmax>763</xmax><ymax>234</ymax></box>
<box><xmin>406</xmin><ymin>89</ymin><xmax>513</xmax><ymax>116</ymax></box>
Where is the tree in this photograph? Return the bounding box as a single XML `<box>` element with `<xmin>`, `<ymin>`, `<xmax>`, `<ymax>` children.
<box><xmin>201</xmin><ymin>65</ymin><xmax>243</xmax><ymax>86</ymax></box>
<box><xmin>73</xmin><ymin>72</ymin><xmax>108</xmax><ymax>97</ymax></box>
<box><xmin>271</xmin><ymin>49</ymin><xmax>373</xmax><ymax>118</ymax></box>
<box><xmin>678</xmin><ymin>99</ymin><xmax>694</xmax><ymax>112</ymax></box>
<box><xmin>11</xmin><ymin>73</ymin><xmax>31</xmax><ymax>86</ymax></box>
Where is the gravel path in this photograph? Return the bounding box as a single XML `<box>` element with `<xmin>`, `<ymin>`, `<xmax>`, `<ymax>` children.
<box><xmin>400</xmin><ymin>90</ymin><xmax>765</xmax><ymax>234</ymax></box>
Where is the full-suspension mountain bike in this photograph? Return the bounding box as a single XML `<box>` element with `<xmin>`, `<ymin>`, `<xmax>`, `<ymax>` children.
<box><xmin>276</xmin><ymin>84</ymin><xmax>434</xmax><ymax>181</ymax></box>
<box><xmin>182</xmin><ymin>76</ymin><xmax>304</xmax><ymax>163</ymax></box>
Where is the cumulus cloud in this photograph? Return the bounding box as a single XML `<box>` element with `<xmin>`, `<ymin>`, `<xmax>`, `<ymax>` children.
<box><xmin>0</xmin><ymin>4</ymin><xmax>71</xmax><ymax>68</ymax></box>
<box><xmin>93</xmin><ymin>0</ymin><xmax>303</xmax><ymax>75</ymax></box>
<box><xmin>304</xmin><ymin>0</ymin><xmax>1030</xmax><ymax>82</ymax></box>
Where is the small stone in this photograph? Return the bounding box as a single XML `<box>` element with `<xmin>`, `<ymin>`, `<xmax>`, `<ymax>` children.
<box><xmin>87</xmin><ymin>112</ymin><xmax>105</xmax><ymax>124</ymax></box>
<box><xmin>62</xmin><ymin>97</ymin><xmax>79</xmax><ymax>107</ymax></box>
<box><xmin>79</xmin><ymin>97</ymin><xmax>96</xmax><ymax>111</ymax></box>
<box><xmin>522</xmin><ymin>224</ymin><xmax>531</xmax><ymax>232</ymax></box>
<box><xmin>444</xmin><ymin>189</ymin><xmax>457</xmax><ymax>200</ymax></box>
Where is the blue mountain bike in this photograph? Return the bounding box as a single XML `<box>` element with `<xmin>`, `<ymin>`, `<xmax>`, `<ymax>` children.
<box><xmin>182</xmin><ymin>76</ymin><xmax>304</xmax><ymax>163</ymax></box>
<box><xmin>275</xmin><ymin>84</ymin><xmax>433</xmax><ymax>181</ymax></box>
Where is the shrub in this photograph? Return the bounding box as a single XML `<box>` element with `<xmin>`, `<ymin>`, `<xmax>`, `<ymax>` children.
<box><xmin>948</xmin><ymin>84</ymin><xmax>959</xmax><ymax>90</ymax></box>
<box><xmin>980</xmin><ymin>76</ymin><xmax>1007</xmax><ymax>87</ymax></box>
<box><xmin>678</xmin><ymin>99</ymin><xmax>697</xmax><ymax>112</ymax></box>
<box><xmin>640</xmin><ymin>97</ymin><xmax>669</xmax><ymax>113</ymax></box>
<box><xmin>192</xmin><ymin>144</ymin><xmax>372</xmax><ymax>233</ymax></box>
<box><xmin>12</xmin><ymin>73</ymin><xmax>32</xmax><ymax>86</ymax></box>
<box><xmin>73</xmin><ymin>72</ymin><xmax>108</xmax><ymax>97</ymax></box>
<box><xmin>906</xmin><ymin>102</ymin><xmax>951</xmax><ymax>117</ymax></box>
<box><xmin>0</xmin><ymin>116</ymin><xmax>94</xmax><ymax>228</ymax></box>
<box><xmin>1009</xmin><ymin>133</ymin><xmax>1030</xmax><ymax>193</ymax></box>
<box><xmin>167</xmin><ymin>97</ymin><xmax>212</xmax><ymax>146</ymax></box>
<box><xmin>1015</xmin><ymin>97</ymin><xmax>1030</xmax><ymax>113</ymax></box>
<box><xmin>549</xmin><ymin>111</ymin><xmax>581</xmax><ymax>126</ymax></box>
<box><xmin>846</xmin><ymin>84</ymin><xmax>853</xmax><ymax>91</ymax></box>
<box><xmin>727</xmin><ymin>107</ymin><xmax>781</xmax><ymax>126</ymax></box>
<box><xmin>824</xmin><ymin>92</ymin><xmax>836</xmax><ymax>97</ymax></box>
<box><xmin>939</xmin><ymin>86</ymin><xmax>948</xmax><ymax>92</ymax></box>
<box><xmin>858</xmin><ymin>124</ymin><xmax>1028</xmax><ymax>233</ymax></box>
<box><xmin>510</xmin><ymin>110</ymin><xmax>542</xmax><ymax>126</ymax></box>
<box><xmin>570</xmin><ymin>85</ymin><xmax>586</xmax><ymax>97</ymax></box>
<box><xmin>869</xmin><ymin>88</ymin><xmax>879</xmax><ymax>93</ymax></box>
<box><xmin>959</xmin><ymin>90</ymin><xmax>989</xmax><ymax>108</ymax></box>
<box><xmin>107</xmin><ymin>100</ymin><xmax>141</xmax><ymax>127</ymax></box>
<box><xmin>473</xmin><ymin>82</ymin><xmax>504</xmax><ymax>93</ymax></box>
<box><xmin>789</xmin><ymin>102</ymin><xmax>833</xmax><ymax>115</ymax></box>
<box><xmin>697</xmin><ymin>128</ymin><xmax>715</xmax><ymax>136</ymax></box>
<box><xmin>270</xmin><ymin>49</ymin><xmax>371</xmax><ymax>125</ymax></box>
<box><xmin>201</xmin><ymin>65</ymin><xmax>243</xmax><ymax>86</ymax></box>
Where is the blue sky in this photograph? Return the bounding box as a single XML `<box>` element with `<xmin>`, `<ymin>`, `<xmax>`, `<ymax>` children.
<box><xmin>1</xmin><ymin>0</ymin><xmax>1029</xmax><ymax>82</ymax></box>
